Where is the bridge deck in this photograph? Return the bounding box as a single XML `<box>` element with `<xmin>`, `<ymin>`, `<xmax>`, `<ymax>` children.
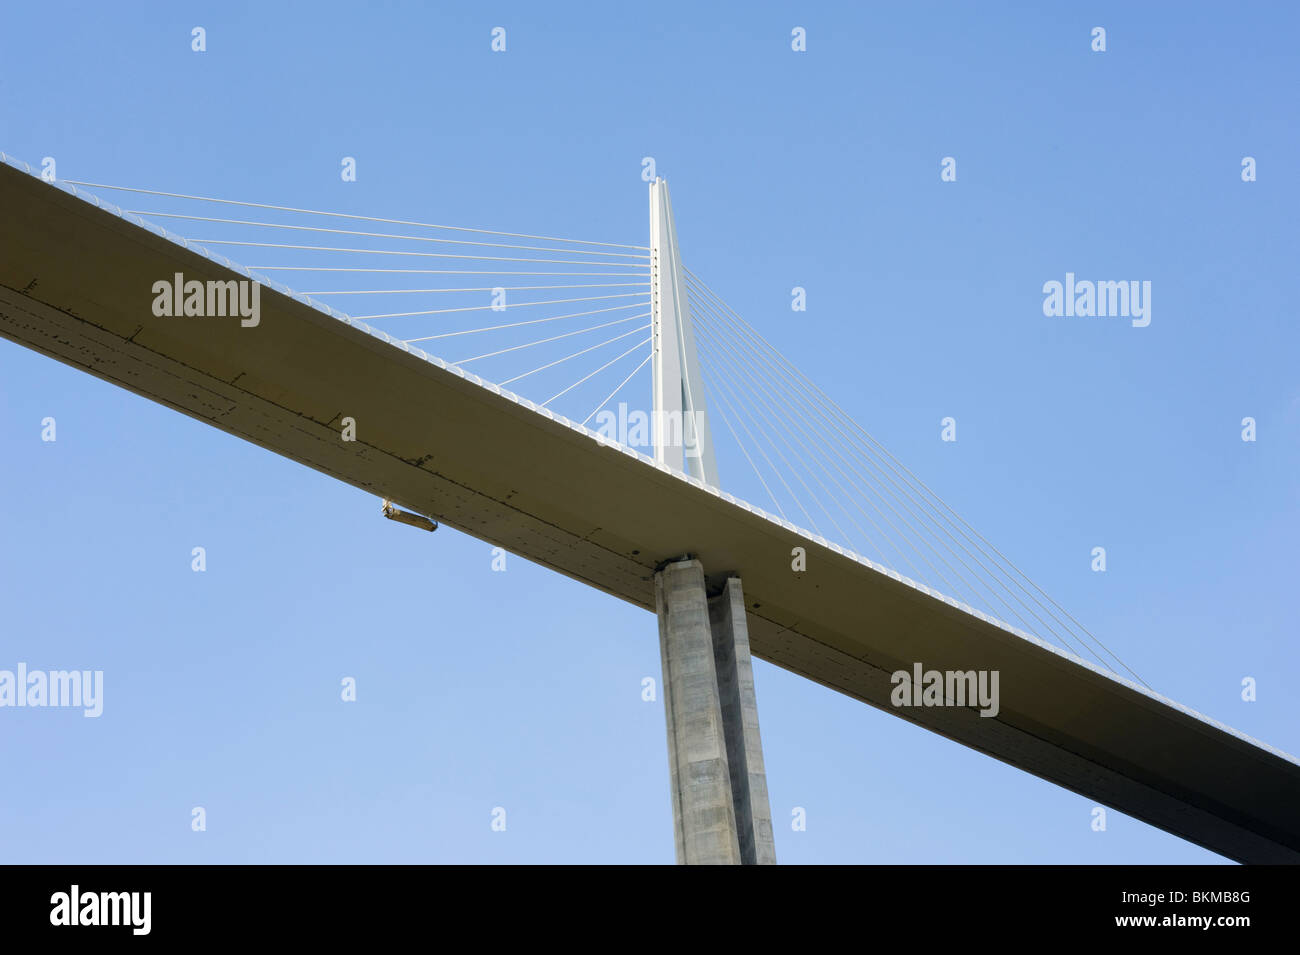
<box><xmin>2</xmin><ymin>163</ymin><xmax>1297</xmax><ymax>862</ymax></box>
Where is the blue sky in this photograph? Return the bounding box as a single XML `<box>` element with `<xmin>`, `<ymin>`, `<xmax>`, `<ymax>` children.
<box><xmin>1</xmin><ymin>1</ymin><xmax>1297</xmax><ymax>863</ymax></box>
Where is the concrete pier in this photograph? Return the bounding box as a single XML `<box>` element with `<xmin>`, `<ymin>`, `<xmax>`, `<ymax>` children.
<box><xmin>655</xmin><ymin>558</ymin><xmax>776</xmax><ymax>865</ymax></box>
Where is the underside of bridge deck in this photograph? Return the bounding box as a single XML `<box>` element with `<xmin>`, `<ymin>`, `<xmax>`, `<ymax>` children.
<box><xmin>2</xmin><ymin>163</ymin><xmax>1297</xmax><ymax>863</ymax></box>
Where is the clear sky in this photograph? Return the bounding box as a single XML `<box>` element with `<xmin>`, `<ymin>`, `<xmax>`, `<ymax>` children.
<box><xmin>1</xmin><ymin>1</ymin><xmax>1296</xmax><ymax>863</ymax></box>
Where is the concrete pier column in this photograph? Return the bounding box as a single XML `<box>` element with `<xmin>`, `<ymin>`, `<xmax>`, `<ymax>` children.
<box><xmin>709</xmin><ymin>576</ymin><xmax>778</xmax><ymax>865</ymax></box>
<box><xmin>655</xmin><ymin>558</ymin><xmax>776</xmax><ymax>865</ymax></box>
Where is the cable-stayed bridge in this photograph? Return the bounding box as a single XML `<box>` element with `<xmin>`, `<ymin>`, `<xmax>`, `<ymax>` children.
<box><xmin>1</xmin><ymin>153</ymin><xmax>1296</xmax><ymax>864</ymax></box>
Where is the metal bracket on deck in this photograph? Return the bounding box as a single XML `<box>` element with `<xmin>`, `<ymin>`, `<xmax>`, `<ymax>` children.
<box><xmin>381</xmin><ymin>499</ymin><xmax>438</xmax><ymax>532</ymax></box>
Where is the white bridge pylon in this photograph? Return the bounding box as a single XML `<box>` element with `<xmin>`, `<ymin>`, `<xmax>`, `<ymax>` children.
<box><xmin>649</xmin><ymin>178</ymin><xmax>718</xmax><ymax>485</ymax></box>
